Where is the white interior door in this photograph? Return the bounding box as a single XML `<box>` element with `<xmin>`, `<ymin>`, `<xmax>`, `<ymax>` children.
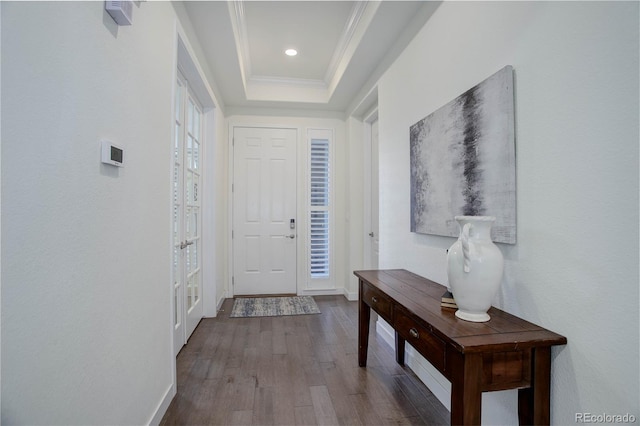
<box><xmin>233</xmin><ymin>127</ymin><xmax>297</xmax><ymax>296</ymax></box>
<box><xmin>369</xmin><ymin>118</ymin><xmax>379</xmax><ymax>269</ymax></box>
<box><xmin>173</xmin><ymin>70</ymin><xmax>203</xmax><ymax>355</ymax></box>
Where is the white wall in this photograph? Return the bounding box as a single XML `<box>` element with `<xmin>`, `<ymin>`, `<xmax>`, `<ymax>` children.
<box><xmin>345</xmin><ymin>116</ymin><xmax>365</xmax><ymax>300</ymax></box>
<box><xmin>226</xmin><ymin>115</ymin><xmax>347</xmax><ymax>297</ymax></box>
<box><xmin>375</xmin><ymin>1</ymin><xmax>639</xmax><ymax>424</ymax></box>
<box><xmin>0</xmin><ymin>3</ymin><xmax>3</xmax><ymax>416</ymax></box>
<box><xmin>0</xmin><ymin>2</ymin><xmax>205</xmax><ymax>423</ymax></box>
<box><xmin>207</xmin><ymin>106</ymin><xmax>229</xmax><ymax>315</ymax></box>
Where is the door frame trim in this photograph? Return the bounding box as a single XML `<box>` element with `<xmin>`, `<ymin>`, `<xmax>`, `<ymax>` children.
<box><xmin>363</xmin><ymin>106</ymin><xmax>378</xmax><ymax>270</ymax></box>
<box><xmin>170</xmin><ymin>23</ymin><xmax>219</xmax><ymax>342</ymax></box>
<box><xmin>159</xmin><ymin>17</ymin><xmax>221</xmax><ymax>425</ymax></box>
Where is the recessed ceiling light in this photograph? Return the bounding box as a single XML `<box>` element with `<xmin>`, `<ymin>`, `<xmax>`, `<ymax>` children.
<box><xmin>285</xmin><ymin>48</ymin><xmax>298</xmax><ymax>57</ymax></box>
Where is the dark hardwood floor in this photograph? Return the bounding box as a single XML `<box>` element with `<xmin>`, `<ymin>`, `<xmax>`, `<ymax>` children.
<box><xmin>160</xmin><ymin>295</ymin><xmax>450</xmax><ymax>425</ymax></box>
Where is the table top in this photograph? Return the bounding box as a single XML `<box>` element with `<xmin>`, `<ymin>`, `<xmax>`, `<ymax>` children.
<box><xmin>355</xmin><ymin>269</ymin><xmax>567</xmax><ymax>354</ymax></box>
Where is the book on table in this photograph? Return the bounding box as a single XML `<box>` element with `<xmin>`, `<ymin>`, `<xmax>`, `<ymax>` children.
<box><xmin>441</xmin><ymin>290</ymin><xmax>457</xmax><ymax>308</ymax></box>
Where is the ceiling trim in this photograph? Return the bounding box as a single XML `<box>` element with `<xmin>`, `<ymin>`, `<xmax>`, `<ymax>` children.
<box><xmin>249</xmin><ymin>75</ymin><xmax>328</xmax><ymax>89</ymax></box>
<box><xmin>228</xmin><ymin>0</ymin><xmax>378</xmax><ymax>104</ymax></box>
<box><xmin>323</xmin><ymin>1</ymin><xmax>369</xmax><ymax>85</ymax></box>
<box><xmin>228</xmin><ymin>1</ymin><xmax>251</xmax><ymax>93</ymax></box>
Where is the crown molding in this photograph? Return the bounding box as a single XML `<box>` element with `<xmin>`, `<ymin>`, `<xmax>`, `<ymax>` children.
<box><xmin>323</xmin><ymin>1</ymin><xmax>370</xmax><ymax>85</ymax></box>
<box><xmin>228</xmin><ymin>1</ymin><xmax>251</xmax><ymax>93</ymax></box>
<box><xmin>228</xmin><ymin>0</ymin><xmax>379</xmax><ymax>105</ymax></box>
<box><xmin>249</xmin><ymin>75</ymin><xmax>328</xmax><ymax>90</ymax></box>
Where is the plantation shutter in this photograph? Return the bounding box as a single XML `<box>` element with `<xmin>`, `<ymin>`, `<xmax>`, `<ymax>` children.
<box><xmin>309</xmin><ymin>138</ymin><xmax>330</xmax><ymax>278</ymax></box>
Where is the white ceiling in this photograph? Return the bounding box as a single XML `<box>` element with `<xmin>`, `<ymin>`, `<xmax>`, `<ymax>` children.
<box><xmin>183</xmin><ymin>1</ymin><xmax>440</xmax><ymax>116</ymax></box>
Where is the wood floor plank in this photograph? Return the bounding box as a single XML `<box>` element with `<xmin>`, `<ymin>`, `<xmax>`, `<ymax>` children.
<box><xmin>346</xmin><ymin>363</ymin><xmax>414</xmax><ymax>424</ymax></box>
<box><xmin>159</xmin><ymin>377</ymin><xmax>203</xmax><ymax>425</ymax></box>
<box><xmin>230</xmin><ymin>374</ymin><xmax>256</xmax><ymax>412</ymax></box>
<box><xmin>185</xmin><ymin>378</ymin><xmax>219</xmax><ymax>425</ymax></box>
<box><xmin>317</xmin><ymin>361</ymin><xmax>363</xmax><ymax>425</ymax></box>
<box><xmin>393</xmin><ymin>374</ymin><xmax>450</xmax><ymax>425</ymax></box>
<box><xmin>257</xmin><ymin>355</ymin><xmax>275</xmax><ymax>388</ymax></box>
<box><xmin>294</xmin><ymin>406</ymin><xmax>318</xmax><ymax>426</ymax></box>
<box><xmin>271</xmin><ymin>316</ymin><xmax>288</xmax><ymax>355</ymax></box>
<box><xmin>368</xmin><ymin>364</ymin><xmax>421</xmax><ymax>416</ymax></box>
<box><xmin>302</xmin><ymin>354</ymin><xmax>326</xmax><ymax>387</ymax></box>
<box><xmin>226</xmin><ymin>410</ymin><xmax>253</xmax><ymax>426</ymax></box>
<box><xmin>240</xmin><ymin>346</ymin><xmax>258</xmax><ymax>377</ymax></box>
<box><xmin>253</xmin><ymin>386</ymin><xmax>275</xmax><ymax>425</ymax></box>
<box><xmin>160</xmin><ymin>295</ymin><xmax>450</xmax><ymax>426</ymax></box>
<box><xmin>272</xmin><ymin>386</ymin><xmax>296</xmax><ymax>425</ymax></box>
<box><xmin>309</xmin><ymin>385</ymin><xmax>340</xmax><ymax>426</ymax></box>
<box><xmin>226</xmin><ymin>323</ymin><xmax>248</xmax><ymax>369</ymax></box>
<box><xmin>189</xmin><ymin>356</ymin><xmax>212</xmax><ymax>380</ymax></box>
<box><xmin>278</xmin><ymin>353</ymin><xmax>313</xmax><ymax>407</ymax></box>
<box><xmin>205</xmin><ymin>314</ymin><xmax>236</xmax><ymax>379</ymax></box>
<box><xmin>272</xmin><ymin>353</ymin><xmax>297</xmax><ymax>425</ymax></box>
<box><xmin>310</xmin><ymin>340</ymin><xmax>334</xmax><ymax>364</ymax></box>
<box><xmin>349</xmin><ymin>393</ymin><xmax>384</xmax><ymax>426</ymax></box>
<box><xmin>205</xmin><ymin>376</ymin><xmax>238</xmax><ymax>425</ymax></box>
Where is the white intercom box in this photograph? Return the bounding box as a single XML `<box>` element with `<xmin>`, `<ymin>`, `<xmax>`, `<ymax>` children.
<box><xmin>101</xmin><ymin>140</ymin><xmax>124</xmax><ymax>167</ymax></box>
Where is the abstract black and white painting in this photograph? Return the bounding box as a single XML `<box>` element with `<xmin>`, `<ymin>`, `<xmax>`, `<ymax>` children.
<box><xmin>410</xmin><ymin>66</ymin><xmax>516</xmax><ymax>244</ymax></box>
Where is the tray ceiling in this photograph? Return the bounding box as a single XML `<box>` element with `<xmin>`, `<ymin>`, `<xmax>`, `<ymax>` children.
<box><xmin>182</xmin><ymin>1</ymin><xmax>440</xmax><ymax>115</ymax></box>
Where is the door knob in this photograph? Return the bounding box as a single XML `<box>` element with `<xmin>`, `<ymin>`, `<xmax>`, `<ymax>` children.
<box><xmin>369</xmin><ymin>232</ymin><xmax>375</xmax><ymax>237</ymax></box>
<box><xmin>179</xmin><ymin>240</ymin><xmax>194</xmax><ymax>249</ymax></box>
<box><xmin>285</xmin><ymin>234</ymin><xmax>296</xmax><ymax>239</ymax></box>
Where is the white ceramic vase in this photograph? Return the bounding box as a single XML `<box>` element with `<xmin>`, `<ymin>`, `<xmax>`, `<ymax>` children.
<box><xmin>447</xmin><ymin>216</ymin><xmax>504</xmax><ymax>322</ymax></box>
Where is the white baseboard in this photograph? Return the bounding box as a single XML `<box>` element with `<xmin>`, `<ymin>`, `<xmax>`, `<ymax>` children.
<box><xmin>216</xmin><ymin>294</ymin><xmax>226</xmax><ymax>313</ymax></box>
<box><xmin>148</xmin><ymin>383</ymin><xmax>176</xmax><ymax>426</ymax></box>
<box><xmin>376</xmin><ymin>317</ymin><xmax>396</xmax><ymax>345</ymax></box>
<box><xmin>375</xmin><ymin>318</ymin><xmax>451</xmax><ymax>411</ymax></box>
<box><xmin>299</xmin><ymin>288</ymin><xmax>344</xmax><ymax>297</ymax></box>
<box><xmin>404</xmin><ymin>346</ymin><xmax>451</xmax><ymax>410</ymax></box>
<box><xmin>343</xmin><ymin>288</ymin><xmax>358</xmax><ymax>301</ymax></box>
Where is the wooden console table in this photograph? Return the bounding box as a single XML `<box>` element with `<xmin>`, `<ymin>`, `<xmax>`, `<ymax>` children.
<box><xmin>355</xmin><ymin>269</ymin><xmax>567</xmax><ymax>425</ymax></box>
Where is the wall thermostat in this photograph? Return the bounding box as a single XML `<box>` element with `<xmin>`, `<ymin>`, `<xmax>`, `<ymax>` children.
<box><xmin>101</xmin><ymin>140</ymin><xmax>124</xmax><ymax>167</ymax></box>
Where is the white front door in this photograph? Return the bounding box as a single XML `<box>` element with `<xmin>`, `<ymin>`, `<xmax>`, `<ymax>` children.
<box><xmin>232</xmin><ymin>127</ymin><xmax>297</xmax><ymax>295</ymax></box>
<box><xmin>173</xmin><ymin>70</ymin><xmax>203</xmax><ymax>355</ymax></box>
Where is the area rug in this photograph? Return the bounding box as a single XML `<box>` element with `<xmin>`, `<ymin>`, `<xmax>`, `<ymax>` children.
<box><xmin>230</xmin><ymin>296</ymin><xmax>320</xmax><ymax>318</ymax></box>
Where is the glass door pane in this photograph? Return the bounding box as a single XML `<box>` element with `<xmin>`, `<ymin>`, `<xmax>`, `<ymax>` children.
<box><xmin>184</xmin><ymin>95</ymin><xmax>202</xmax><ymax>333</ymax></box>
<box><xmin>172</xmin><ymin>72</ymin><xmax>186</xmax><ymax>356</ymax></box>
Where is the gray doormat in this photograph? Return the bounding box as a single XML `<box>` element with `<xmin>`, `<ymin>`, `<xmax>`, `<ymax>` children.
<box><xmin>230</xmin><ymin>296</ymin><xmax>320</xmax><ymax>318</ymax></box>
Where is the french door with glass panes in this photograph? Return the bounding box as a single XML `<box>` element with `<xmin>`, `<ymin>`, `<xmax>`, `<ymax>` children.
<box><xmin>173</xmin><ymin>70</ymin><xmax>203</xmax><ymax>355</ymax></box>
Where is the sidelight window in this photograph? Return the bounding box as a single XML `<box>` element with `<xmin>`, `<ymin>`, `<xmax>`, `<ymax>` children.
<box><xmin>308</xmin><ymin>130</ymin><xmax>333</xmax><ymax>279</ymax></box>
